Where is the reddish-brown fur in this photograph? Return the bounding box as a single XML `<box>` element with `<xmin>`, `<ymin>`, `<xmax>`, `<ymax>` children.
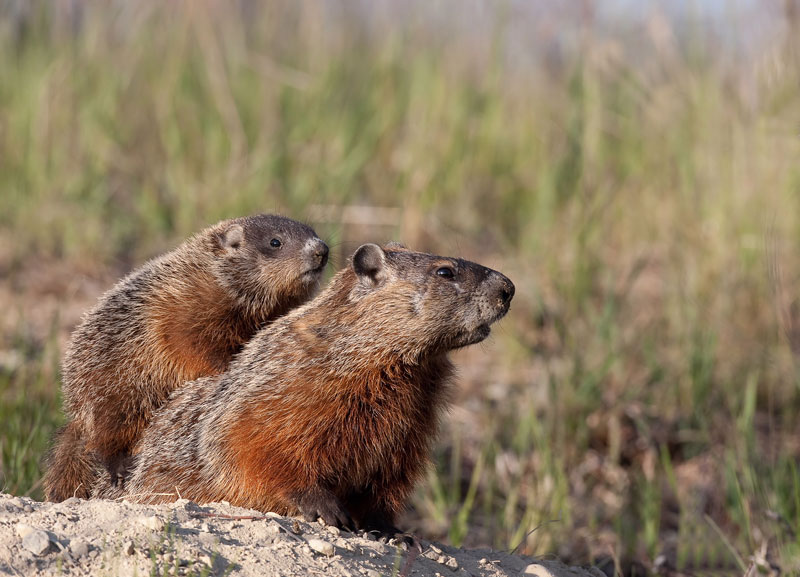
<box><xmin>44</xmin><ymin>215</ymin><xmax>328</xmax><ymax>501</ymax></box>
<box><xmin>109</xmin><ymin>243</ymin><xmax>514</xmax><ymax>537</ymax></box>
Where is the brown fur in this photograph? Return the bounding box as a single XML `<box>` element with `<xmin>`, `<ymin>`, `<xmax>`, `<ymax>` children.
<box><xmin>44</xmin><ymin>215</ymin><xmax>328</xmax><ymax>502</ymax></box>
<box><xmin>107</xmin><ymin>243</ymin><xmax>514</xmax><ymax>536</ymax></box>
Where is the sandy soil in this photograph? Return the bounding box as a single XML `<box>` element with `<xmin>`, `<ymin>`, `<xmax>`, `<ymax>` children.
<box><xmin>0</xmin><ymin>493</ymin><xmax>605</xmax><ymax>577</ymax></box>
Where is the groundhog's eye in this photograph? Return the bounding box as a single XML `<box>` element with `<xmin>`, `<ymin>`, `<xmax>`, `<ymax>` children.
<box><xmin>436</xmin><ymin>267</ymin><xmax>455</xmax><ymax>279</ymax></box>
<box><xmin>270</xmin><ymin>238</ymin><xmax>282</xmax><ymax>248</ymax></box>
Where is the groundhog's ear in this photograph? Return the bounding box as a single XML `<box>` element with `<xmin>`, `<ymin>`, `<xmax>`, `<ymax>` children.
<box><xmin>352</xmin><ymin>243</ymin><xmax>387</xmax><ymax>286</ymax></box>
<box><xmin>219</xmin><ymin>224</ymin><xmax>245</xmax><ymax>253</ymax></box>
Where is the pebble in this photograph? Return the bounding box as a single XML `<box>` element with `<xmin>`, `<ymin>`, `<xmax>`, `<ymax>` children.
<box><xmin>326</xmin><ymin>525</ymin><xmax>341</xmax><ymax>537</ymax></box>
<box><xmin>62</xmin><ymin>497</ymin><xmax>82</xmax><ymax>506</ymax></box>
<box><xmin>524</xmin><ymin>563</ymin><xmax>555</xmax><ymax>576</ymax></box>
<box><xmin>8</xmin><ymin>497</ymin><xmax>24</xmax><ymax>510</ymax></box>
<box><xmin>444</xmin><ymin>555</ymin><xmax>459</xmax><ymax>570</ymax></box>
<box><xmin>198</xmin><ymin>553</ymin><xmax>214</xmax><ymax>567</ymax></box>
<box><xmin>22</xmin><ymin>530</ymin><xmax>53</xmax><ymax>556</ymax></box>
<box><xmin>70</xmin><ymin>539</ymin><xmax>90</xmax><ymax>558</ymax></box>
<box><xmin>308</xmin><ymin>538</ymin><xmax>335</xmax><ymax>557</ymax></box>
<box><xmin>137</xmin><ymin>515</ymin><xmax>166</xmax><ymax>531</ymax></box>
<box><xmin>15</xmin><ymin>523</ymin><xmax>36</xmax><ymax>539</ymax></box>
<box><xmin>337</xmin><ymin>539</ymin><xmax>355</xmax><ymax>552</ymax></box>
<box><xmin>365</xmin><ymin>570</ymin><xmax>381</xmax><ymax>577</ymax></box>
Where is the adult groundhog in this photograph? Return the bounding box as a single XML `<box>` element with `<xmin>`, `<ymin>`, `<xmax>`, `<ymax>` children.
<box><xmin>44</xmin><ymin>214</ymin><xmax>329</xmax><ymax>502</ymax></box>
<box><xmin>109</xmin><ymin>243</ymin><xmax>513</xmax><ymax>538</ymax></box>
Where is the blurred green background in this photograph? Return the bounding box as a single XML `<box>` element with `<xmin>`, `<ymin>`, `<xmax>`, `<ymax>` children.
<box><xmin>1</xmin><ymin>1</ymin><xmax>800</xmax><ymax>574</ymax></box>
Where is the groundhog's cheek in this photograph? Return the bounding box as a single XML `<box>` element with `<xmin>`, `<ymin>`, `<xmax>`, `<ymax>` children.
<box><xmin>460</xmin><ymin>308</ymin><xmax>485</xmax><ymax>333</ymax></box>
<box><xmin>257</xmin><ymin>262</ymin><xmax>293</xmax><ymax>293</ymax></box>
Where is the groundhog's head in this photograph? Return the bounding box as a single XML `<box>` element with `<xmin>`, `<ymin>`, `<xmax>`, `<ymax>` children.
<box><xmin>345</xmin><ymin>243</ymin><xmax>514</xmax><ymax>356</ymax></box>
<box><xmin>211</xmin><ymin>214</ymin><xmax>329</xmax><ymax>312</ymax></box>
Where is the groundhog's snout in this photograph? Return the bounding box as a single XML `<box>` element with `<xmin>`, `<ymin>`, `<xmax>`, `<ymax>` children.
<box><xmin>307</xmin><ymin>238</ymin><xmax>330</xmax><ymax>270</ymax></box>
<box><xmin>490</xmin><ymin>272</ymin><xmax>514</xmax><ymax>312</ymax></box>
<box><xmin>498</xmin><ymin>275</ymin><xmax>514</xmax><ymax>307</ymax></box>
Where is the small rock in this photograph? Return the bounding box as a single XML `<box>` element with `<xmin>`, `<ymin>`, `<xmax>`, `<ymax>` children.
<box><xmin>308</xmin><ymin>538</ymin><xmax>335</xmax><ymax>557</ymax></box>
<box><xmin>69</xmin><ymin>539</ymin><xmax>89</xmax><ymax>558</ymax></box>
<box><xmin>138</xmin><ymin>515</ymin><xmax>166</xmax><ymax>531</ymax></box>
<box><xmin>198</xmin><ymin>553</ymin><xmax>214</xmax><ymax>566</ymax></box>
<box><xmin>198</xmin><ymin>522</ymin><xmax>211</xmax><ymax>533</ymax></box>
<box><xmin>15</xmin><ymin>523</ymin><xmax>36</xmax><ymax>539</ymax></box>
<box><xmin>62</xmin><ymin>497</ymin><xmax>82</xmax><ymax>506</ymax></box>
<box><xmin>8</xmin><ymin>497</ymin><xmax>24</xmax><ymax>509</ymax></box>
<box><xmin>22</xmin><ymin>530</ymin><xmax>53</xmax><ymax>556</ymax></box>
<box><xmin>524</xmin><ymin>563</ymin><xmax>554</xmax><ymax>576</ymax></box>
<box><xmin>366</xmin><ymin>570</ymin><xmax>381</xmax><ymax>577</ymax></box>
<box><xmin>265</xmin><ymin>522</ymin><xmax>281</xmax><ymax>535</ymax></box>
<box><xmin>22</xmin><ymin>505</ymin><xmax>33</xmax><ymax>513</ymax></box>
<box><xmin>326</xmin><ymin>525</ymin><xmax>341</xmax><ymax>537</ymax></box>
<box><xmin>429</xmin><ymin>544</ymin><xmax>443</xmax><ymax>555</ymax></box>
<box><xmin>444</xmin><ymin>556</ymin><xmax>459</xmax><ymax>570</ymax></box>
<box><xmin>337</xmin><ymin>539</ymin><xmax>355</xmax><ymax>552</ymax></box>
<box><xmin>272</xmin><ymin>533</ymin><xmax>293</xmax><ymax>545</ymax></box>
<box><xmin>123</xmin><ymin>541</ymin><xmax>135</xmax><ymax>555</ymax></box>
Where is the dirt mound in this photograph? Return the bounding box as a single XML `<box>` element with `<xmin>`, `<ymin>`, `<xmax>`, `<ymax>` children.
<box><xmin>0</xmin><ymin>493</ymin><xmax>604</xmax><ymax>577</ymax></box>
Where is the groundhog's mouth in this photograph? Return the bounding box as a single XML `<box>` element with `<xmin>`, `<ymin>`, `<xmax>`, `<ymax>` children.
<box><xmin>476</xmin><ymin>323</ymin><xmax>491</xmax><ymax>338</ymax></box>
<box><xmin>301</xmin><ymin>264</ymin><xmax>326</xmax><ymax>282</ymax></box>
<box><xmin>452</xmin><ymin>324</ymin><xmax>492</xmax><ymax>349</ymax></box>
<box><xmin>467</xmin><ymin>307</ymin><xmax>509</xmax><ymax>344</ymax></box>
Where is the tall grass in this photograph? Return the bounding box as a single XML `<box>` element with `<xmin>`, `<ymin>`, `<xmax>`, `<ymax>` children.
<box><xmin>1</xmin><ymin>1</ymin><xmax>800</xmax><ymax>573</ymax></box>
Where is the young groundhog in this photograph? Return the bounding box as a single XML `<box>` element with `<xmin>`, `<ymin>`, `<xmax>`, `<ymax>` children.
<box><xmin>108</xmin><ymin>243</ymin><xmax>514</xmax><ymax>537</ymax></box>
<box><xmin>44</xmin><ymin>214</ymin><xmax>329</xmax><ymax>502</ymax></box>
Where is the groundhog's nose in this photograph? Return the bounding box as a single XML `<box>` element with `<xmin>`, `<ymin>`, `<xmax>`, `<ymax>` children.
<box><xmin>313</xmin><ymin>239</ymin><xmax>329</xmax><ymax>269</ymax></box>
<box><xmin>498</xmin><ymin>275</ymin><xmax>514</xmax><ymax>307</ymax></box>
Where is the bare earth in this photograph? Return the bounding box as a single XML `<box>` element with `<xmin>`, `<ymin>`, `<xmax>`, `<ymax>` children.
<box><xmin>0</xmin><ymin>493</ymin><xmax>604</xmax><ymax>577</ymax></box>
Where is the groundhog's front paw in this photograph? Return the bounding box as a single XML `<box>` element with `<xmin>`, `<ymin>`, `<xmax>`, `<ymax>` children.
<box><xmin>362</xmin><ymin>518</ymin><xmax>416</xmax><ymax>547</ymax></box>
<box><xmin>297</xmin><ymin>488</ymin><xmax>354</xmax><ymax>530</ymax></box>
